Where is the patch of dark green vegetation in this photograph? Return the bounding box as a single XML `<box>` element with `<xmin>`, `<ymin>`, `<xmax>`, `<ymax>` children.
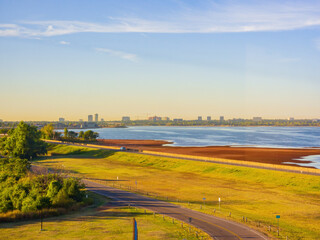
<box><xmin>0</xmin><ymin>122</ymin><xmax>92</xmax><ymax>222</ymax></box>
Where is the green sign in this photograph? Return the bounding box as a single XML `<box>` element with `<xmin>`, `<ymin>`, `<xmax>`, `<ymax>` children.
<box><xmin>276</xmin><ymin>215</ymin><xmax>280</xmax><ymax>219</ymax></box>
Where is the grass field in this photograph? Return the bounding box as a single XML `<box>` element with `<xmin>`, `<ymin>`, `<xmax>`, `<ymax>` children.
<box><xmin>0</xmin><ymin>191</ymin><xmax>204</xmax><ymax>240</ymax></box>
<box><xmin>34</xmin><ymin>144</ymin><xmax>320</xmax><ymax>239</ymax></box>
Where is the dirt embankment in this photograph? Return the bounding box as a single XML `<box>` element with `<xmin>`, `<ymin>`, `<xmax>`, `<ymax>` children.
<box><xmin>97</xmin><ymin>139</ymin><xmax>320</xmax><ymax>167</ymax></box>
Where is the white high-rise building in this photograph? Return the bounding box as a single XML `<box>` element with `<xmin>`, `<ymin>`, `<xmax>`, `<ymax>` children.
<box><xmin>88</xmin><ymin>115</ymin><xmax>93</xmax><ymax>122</ymax></box>
<box><xmin>94</xmin><ymin>113</ymin><xmax>98</xmax><ymax>122</ymax></box>
<box><xmin>122</xmin><ymin>116</ymin><xmax>130</xmax><ymax>121</ymax></box>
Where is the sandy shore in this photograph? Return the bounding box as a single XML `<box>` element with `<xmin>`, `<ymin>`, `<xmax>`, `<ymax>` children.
<box><xmin>97</xmin><ymin>139</ymin><xmax>320</xmax><ymax>167</ymax></box>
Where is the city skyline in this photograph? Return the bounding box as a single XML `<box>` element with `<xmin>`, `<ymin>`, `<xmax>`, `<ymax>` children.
<box><xmin>0</xmin><ymin>114</ymin><xmax>316</xmax><ymax>122</ymax></box>
<box><xmin>1</xmin><ymin>0</ymin><xmax>320</xmax><ymax>121</ymax></box>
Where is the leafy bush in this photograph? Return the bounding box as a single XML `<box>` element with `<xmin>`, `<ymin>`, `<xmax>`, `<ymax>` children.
<box><xmin>0</xmin><ymin>157</ymin><xmax>87</xmax><ymax>217</ymax></box>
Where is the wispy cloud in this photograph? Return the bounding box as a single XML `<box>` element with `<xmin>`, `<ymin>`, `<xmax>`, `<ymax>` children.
<box><xmin>95</xmin><ymin>48</ymin><xmax>137</xmax><ymax>62</ymax></box>
<box><xmin>59</xmin><ymin>41</ymin><xmax>70</xmax><ymax>45</ymax></box>
<box><xmin>1</xmin><ymin>1</ymin><xmax>320</xmax><ymax>37</ymax></box>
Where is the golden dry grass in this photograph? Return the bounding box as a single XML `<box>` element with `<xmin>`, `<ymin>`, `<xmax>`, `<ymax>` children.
<box><xmin>34</xmin><ymin>145</ymin><xmax>320</xmax><ymax>239</ymax></box>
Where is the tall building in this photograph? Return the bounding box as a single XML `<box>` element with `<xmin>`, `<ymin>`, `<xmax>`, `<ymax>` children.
<box><xmin>198</xmin><ymin>116</ymin><xmax>202</xmax><ymax>121</ymax></box>
<box><xmin>101</xmin><ymin>118</ymin><xmax>104</xmax><ymax>122</ymax></box>
<box><xmin>59</xmin><ymin>118</ymin><xmax>65</xmax><ymax>122</ymax></box>
<box><xmin>122</xmin><ymin>116</ymin><xmax>130</xmax><ymax>121</ymax></box>
<box><xmin>88</xmin><ymin>115</ymin><xmax>93</xmax><ymax>122</ymax></box>
<box><xmin>289</xmin><ymin>117</ymin><xmax>294</xmax><ymax>121</ymax></box>
<box><xmin>94</xmin><ymin>113</ymin><xmax>98</xmax><ymax>122</ymax></box>
<box><xmin>79</xmin><ymin>119</ymin><xmax>83</xmax><ymax>122</ymax></box>
<box><xmin>162</xmin><ymin>117</ymin><xmax>170</xmax><ymax>121</ymax></box>
<box><xmin>207</xmin><ymin>116</ymin><xmax>211</xmax><ymax>121</ymax></box>
<box><xmin>253</xmin><ymin>117</ymin><xmax>262</xmax><ymax>121</ymax></box>
<box><xmin>220</xmin><ymin>116</ymin><xmax>224</xmax><ymax>121</ymax></box>
<box><xmin>148</xmin><ymin>116</ymin><xmax>161</xmax><ymax>121</ymax></box>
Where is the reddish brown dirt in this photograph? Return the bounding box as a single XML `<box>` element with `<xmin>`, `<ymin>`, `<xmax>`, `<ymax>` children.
<box><xmin>97</xmin><ymin>139</ymin><xmax>320</xmax><ymax>166</ymax></box>
<box><xmin>97</xmin><ymin>139</ymin><xmax>171</xmax><ymax>147</ymax></box>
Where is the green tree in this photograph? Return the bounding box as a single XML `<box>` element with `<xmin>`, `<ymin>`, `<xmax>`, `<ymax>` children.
<box><xmin>41</xmin><ymin>123</ymin><xmax>54</xmax><ymax>139</ymax></box>
<box><xmin>83</xmin><ymin>130</ymin><xmax>99</xmax><ymax>141</ymax></box>
<box><xmin>68</xmin><ymin>131</ymin><xmax>78</xmax><ymax>139</ymax></box>
<box><xmin>78</xmin><ymin>131</ymin><xmax>84</xmax><ymax>139</ymax></box>
<box><xmin>46</xmin><ymin>180</ymin><xmax>62</xmax><ymax>200</ymax></box>
<box><xmin>64</xmin><ymin>128</ymin><xmax>69</xmax><ymax>138</ymax></box>
<box><xmin>53</xmin><ymin>131</ymin><xmax>62</xmax><ymax>140</ymax></box>
<box><xmin>0</xmin><ymin>122</ymin><xmax>47</xmax><ymax>160</ymax></box>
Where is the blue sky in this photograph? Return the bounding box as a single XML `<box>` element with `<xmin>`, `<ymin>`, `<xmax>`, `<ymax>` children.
<box><xmin>0</xmin><ymin>0</ymin><xmax>320</xmax><ymax>121</ymax></box>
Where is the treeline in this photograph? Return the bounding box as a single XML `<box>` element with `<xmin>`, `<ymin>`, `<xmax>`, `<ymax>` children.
<box><xmin>0</xmin><ymin>122</ymin><xmax>89</xmax><ymax>221</ymax></box>
<box><xmin>41</xmin><ymin>124</ymin><xmax>99</xmax><ymax>142</ymax></box>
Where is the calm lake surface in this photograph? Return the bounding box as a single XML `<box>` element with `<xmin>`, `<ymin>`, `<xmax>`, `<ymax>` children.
<box><xmin>69</xmin><ymin>126</ymin><xmax>320</xmax><ymax>148</ymax></box>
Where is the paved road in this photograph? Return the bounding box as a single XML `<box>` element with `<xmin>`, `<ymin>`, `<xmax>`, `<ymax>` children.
<box><xmin>47</xmin><ymin>141</ymin><xmax>320</xmax><ymax>176</ymax></box>
<box><xmin>84</xmin><ymin>179</ymin><xmax>268</xmax><ymax>240</ymax></box>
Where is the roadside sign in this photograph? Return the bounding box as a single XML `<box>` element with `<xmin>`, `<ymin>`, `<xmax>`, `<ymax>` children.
<box><xmin>188</xmin><ymin>217</ymin><xmax>192</xmax><ymax>223</ymax></box>
<box><xmin>276</xmin><ymin>215</ymin><xmax>280</xmax><ymax>219</ymax></box>
<box><xmin>218</xmin><ymin>198</ymin><xmax>221</xmax><ymax>202</ymax></box>
<box><xmin>203</xmin><ymin>198</ymin><xmax>206</xmax><ymax>201</ymax></box>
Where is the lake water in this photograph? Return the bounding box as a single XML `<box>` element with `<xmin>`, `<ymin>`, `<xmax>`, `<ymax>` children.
<box><xmin>75</xmin><ymin>126</ymin><xmax>320</xmax><ymax>148</ymax></box>
<box><xmin>63</xmin><ymin>126</ymin><xmax>320</xmax><ymax>168</ymax></box>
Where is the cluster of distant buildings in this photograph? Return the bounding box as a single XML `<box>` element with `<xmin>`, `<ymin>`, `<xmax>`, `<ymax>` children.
<box><xmin>0</xmin><ymin>116</ymin><xmax>298</xmax><ymax>124</ymax></box>
<box><xmin>120</xmin><ymin>116</ymin><xmax>297</xmax><ymax>122</ymax></box>
<box><xmin>58</xmin><ymin>113</ymin><xmax>103</xmax><ymax>128</ymax></box>
<box><xmin>59</xmin><ymin>114</ymin><xmax>103</xmax><ymax>123</ymax></box>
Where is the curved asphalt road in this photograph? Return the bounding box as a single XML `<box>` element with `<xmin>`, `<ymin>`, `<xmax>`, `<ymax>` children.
<box><xmin>84</xmin><ymin>179</ymin><xmax>269</xmax><ymax>240</ymax></box>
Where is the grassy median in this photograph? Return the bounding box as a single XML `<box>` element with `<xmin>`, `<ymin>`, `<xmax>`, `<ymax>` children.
<box><xmin>33</xmin><ymin>144</ymin><xmax>320</xmax><ymax>239</ymax></box>
<box><xmin>0</xmin><ymin>191</ymin><xmax>203</xmax><ymax>240</ymax></box>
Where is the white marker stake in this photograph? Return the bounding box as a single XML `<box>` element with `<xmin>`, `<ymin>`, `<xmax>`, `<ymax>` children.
<box><xmin>219</xmin><ymin>197</ymin><xmax>221</xmax><ymax>210</ymax></box>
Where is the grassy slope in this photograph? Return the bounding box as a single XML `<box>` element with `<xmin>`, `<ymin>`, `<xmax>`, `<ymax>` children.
<box><xmin>0</xmin><ymin>191</ymin><xmax>203</xmax><ymax>240</ymax></box>
<box><xmin>34</xmin><ymin>144</ymin><xmax>320</xmax><ymax>239</ymax></box>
